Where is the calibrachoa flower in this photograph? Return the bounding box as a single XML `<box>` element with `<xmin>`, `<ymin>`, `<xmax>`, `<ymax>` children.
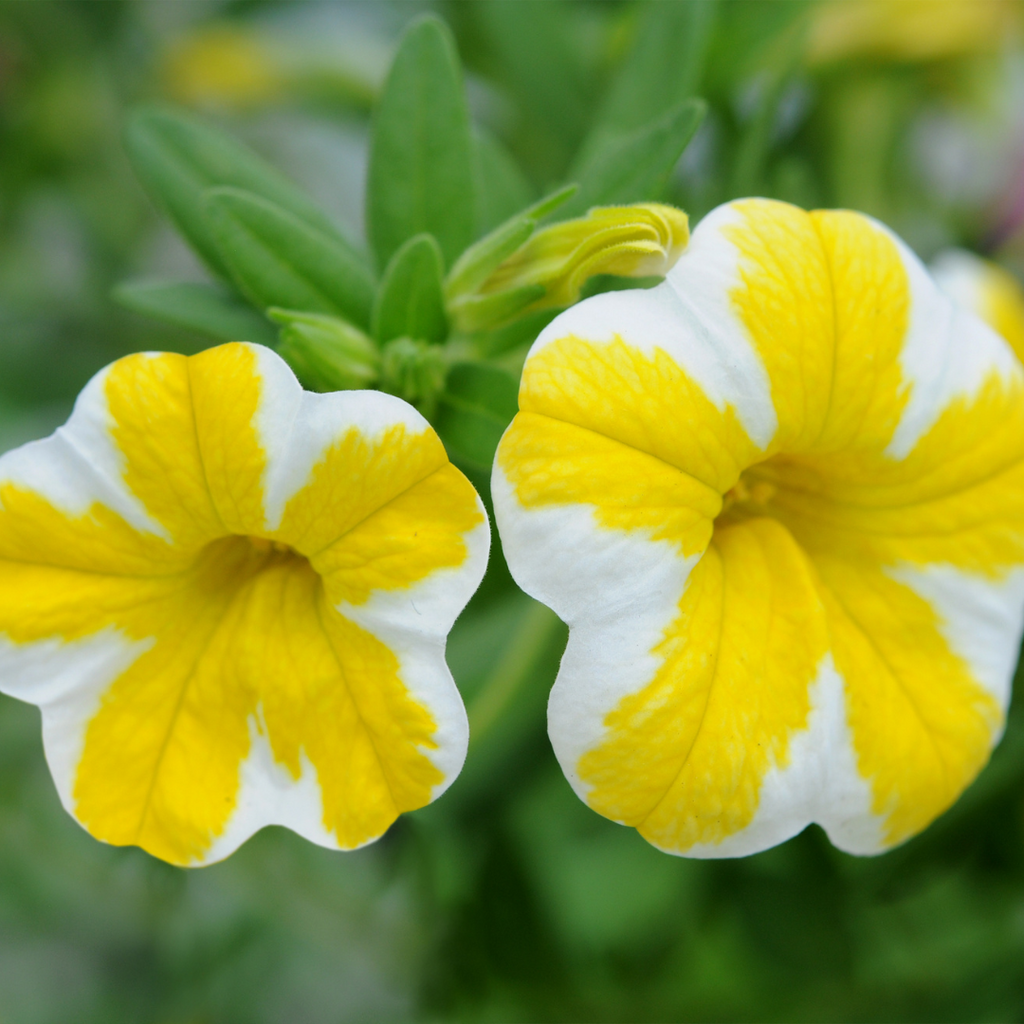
<box><xmin>807</xmin><ymin>0</ymin><xmax>1019</xmax><ymax>65</ymax></box>
<box><xmin>932</xmin><ymin>249</ymin><xmax>1024</xmax><ymax>365</ymax></box>
<box><xmin>0</xmin><ymin>342</ymin><xmax>488</xmax><ymax>866</ymax></box>
<box><xmin>493</xmin><ymin>198</ymin><xmax>1024</xmax><ymax>857</ymax></box>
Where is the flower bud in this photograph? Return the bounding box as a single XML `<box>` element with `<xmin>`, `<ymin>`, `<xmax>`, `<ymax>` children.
<box><xmin>479</xmin><ymin>202</ymin><xmax>690</xmax><ymax>314</ymax></box>
<box><xmin>379</xmin><ymin>337</ymin><xmax>448</xmax><ymax>415</ymax></box>
<box><xmin>269</xmin><ymin>309</ymin><xmax>380</xmax><ymax>392</ymax></box>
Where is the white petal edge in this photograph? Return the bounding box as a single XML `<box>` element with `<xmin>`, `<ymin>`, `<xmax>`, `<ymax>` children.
<box><xmin>0</xmin><ymin>359</ymin><xmax>170</xmax><ymax>539</ymax></box>
<box><xmin>882</xmin><ymin>226</ymin><xmax>1023</xmax><ymax>459</ymax></box>
<box><xmin>247</xmin><ymin>343</ymin><xmax>432</xmax><ymax>532</ymax></box>
<box><xmin>887</xmin><ymin>562</ymin><xmax>1024</xmax><ymax>717</ymax></box>
<box><xmin>492</xmin><ymin>464</ymin><xmax>696</xmax><ymax>795</ymax></box>
<box><xmin>669</xmin><ymin>654</ymin><xmax>884</xmax><ymax>859</ymax></box>
<box><xmin>930</xmin><ymin>248</ymin><xmax>990</xmax><ymax>321</ymax></box>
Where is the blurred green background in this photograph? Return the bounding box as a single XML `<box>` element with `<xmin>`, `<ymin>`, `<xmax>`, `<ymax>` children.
<box><xmin>3</xmin><ymin>1</ymin><xmax>1024</xmax><ymax>1021</ymax></box>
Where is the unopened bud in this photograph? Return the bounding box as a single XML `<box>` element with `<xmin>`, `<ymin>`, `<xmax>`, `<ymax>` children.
<box><xmin>269</xmin><ymin>309</ymin><xmax>379</xmax><ymax>392</ymax></box>
<box><xmin>379</xmin><ymin>337</ymin><xmax>448</xmax><ymax>416</ymax></box>
<box><xmin>479</xmin><ymin>202</ymin><xmax>690</xmax><ymax>314</ymax></box>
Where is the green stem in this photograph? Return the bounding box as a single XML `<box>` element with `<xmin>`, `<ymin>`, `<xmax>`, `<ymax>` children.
<box><xmin>466</xmin><ymin>600</ymin><xmax>562</xmax><ymax>747</ymax></box>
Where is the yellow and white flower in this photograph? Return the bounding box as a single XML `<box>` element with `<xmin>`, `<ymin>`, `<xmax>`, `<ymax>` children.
<box><xmin>807</xmin><ymin>0</ymin><xmax>1020</xmax><ymax>65</ymax></box>
<box><xmin>0</xmin><ymin>342</ymin><xmax>488</xmax><ymax>866</ymax></box>
<box><xmin>493</xmin><ymin>198</ymin><xmax>1024</xmax><ymax>858</ymax></box>
<box><xmin>931</xmin><ymin>249</ymin><xmax>1024</xmax><ymax>365</ymax></box>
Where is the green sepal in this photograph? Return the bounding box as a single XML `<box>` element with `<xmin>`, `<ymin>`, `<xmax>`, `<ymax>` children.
<box><xmin>561</xmin><ymin>98</ymin><xmax>706</xmax><ymax>218</ymax></box>
<box><xmin>445</xmin><ymin>219</ymin><xmax>535</xmax><ymax>304</ymax></box>
<box><xmin>434</xmin><ymin>362</ymin><xmax>519</xmax><ymax>471</ymax></box>
<box><xmin>204</xmin><ymin>187</ymin><xmax>375</xmax><ymax>328</ymax></box>
<box><xmin>268</xmin><ymin>308</ymin><xmax>379</xmax><ymax>392</ymax></box>
<box><xmin>111</xmin><ymin>279</ymin><xmax>277</xmax><ymax>346</ymax></box>
<box><xmin>366</xmin><ymin>15</ymin><xmax>476</xmax><ymax>271</ymax></box>
<box><xmin>124</xmin><ymin>104</ymin><xmax>358</xmax><ymax>281</ymax></box>
<box><xmin>445</xmin><ymin>184</ymin><xmax>579</xmax><ymax>301</ymax></box>
<box><xmin>372</xmin><ymin>233</ymin><xmax>448</xmax><ymax>345</ymax></box>
<box><xmin>449</xmin><ymin>284</ymin><xmax>546</xmax><ymax>334</ymax></box>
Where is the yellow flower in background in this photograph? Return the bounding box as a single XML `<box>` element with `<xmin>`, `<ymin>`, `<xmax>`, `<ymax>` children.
<box><xmin>162</xmin><ymin>22</ymin><xmax>389</xmax><ymax>111</ymax></box>
<box><xmin>932</xmin><ymin>249</ymin><xmax>1024</xmax><ymax>365</ymax></box>
<box><xmin>163</xmin><ymin>26</ymin><xmax>283</xmax><ymax>108</ymax></box>
<box><xmin>493</xmin><ymin>198</ymin><xmax>1024</xmax><ymax>858</ymax></box>
<box><xmin>483</xmin><ymin>203</ymin><xmax>690</xmax><ymax>312</ymax></box>
<box><xmin>0</xmin><ymin>342</ymin><xmax>488</xmax><ymax>866</ymax></box>
<box><xmin>807</xmin><ymin>0</ymin><xmax>1021</xmax><ymax>65</ymax></box>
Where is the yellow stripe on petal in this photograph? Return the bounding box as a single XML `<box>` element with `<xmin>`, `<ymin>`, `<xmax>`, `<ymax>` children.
<box><xmin>722</xmin><ymin>202</ymin><xmax>911</xmax><ymax>456</ymax></box>
<box><xmin>313</xmin><ymin>462</ymin><xmax>484</xmax><ymax>606</ymax></box>
<box><xmin>811</xmin><ymin>553</ymin><xmax>1000</xmax><ymax>847</ymax></box>
<box><xmin>514</xmin><ymin>334</ymin><xmax>759</xmax><ymax>495</ymax></box>
<box><xmin>580</xmin><ymin>518</ymin><xmax>828</xmax><ymax>849</ymax></box>
<box><xmin>499</xmin><ymin>412</ymin><xmax>719</xmax><ymax>554</ymax></box>
<box><xmin>985</xmin><ymin>266</ymin><xmax>1024</xmax><ymax>365</ymax></box>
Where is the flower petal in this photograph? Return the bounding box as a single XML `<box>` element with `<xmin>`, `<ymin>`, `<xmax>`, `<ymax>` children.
<box><xmin>931</xmin><ymin>249</ymin><xmax>1024</xmax><ymax>365</ymax></box>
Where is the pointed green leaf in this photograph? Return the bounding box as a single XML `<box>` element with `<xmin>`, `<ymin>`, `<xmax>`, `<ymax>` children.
<box><xmin>124</xmin><ymin>104</ymin><xmax>360</xmax><ymax>280</ymax></box>
<box><xmin>470</xmin><ymin>0</ymin><xmax>592</xmax><ymax>182</ymax></box>
<box><xmin>598</xmin><ymin>1</ymin><xmax>716</xmax><ymax>135</ymax></box>
<box><xmin>373</xmin><ymin>234</ymin><xmax>448</xmax><ymax>345</ymax></box>
<box><xmin>112</xmin><ymin>279</ymin><xmax>277</xmax><ymax>346</ymax></box>
<box><xmin>434</xmin><ymin>362</ymin><xmax>520</xmax><ymax>470</ymax></box>
<box><xmin>729</xmin><ymin>29</ymin><xmax>809</xmax><ymax>198</ymax></box>
<box><xmin>562</xmin><ymin>98</ymin><xmax>706</xmax><ymax>218</ymax></box>
<box><xmin>446</xmin><ymin>187</ymin><xmax>578</xmax><ymax>301</ymax></box>
<box><xmin>473</xmin><ymin>130</ymin><xmax>534</xmax><ymax>236</ymax></box>
<box><xmin>204</xmin><ymin>187</ymin><xmax>375</xmax><ymax>328</ymax></box>
<box><xmin>367</xmin><ymin>15</ymin><xmax>475</xmax><ymax>271</ymax></box>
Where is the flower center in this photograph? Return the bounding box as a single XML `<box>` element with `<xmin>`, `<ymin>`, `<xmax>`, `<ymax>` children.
<box><xmin>245</xmin><ymin>535</ymin><xmax>296</xmax><ymax>556</ymax></box>
<box><xmin>717</xmin><ymin>468</ymin><xmax>778</xmax><ymax>525</ymax></box>
<box><xmin>188</xmin><ymin>534</ymin><xmax>316</xmax><ymax>605</ymax></box>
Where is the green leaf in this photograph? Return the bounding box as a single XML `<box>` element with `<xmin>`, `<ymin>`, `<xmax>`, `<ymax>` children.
<box><xmin>562</xmin><ymin>98</ymin><xmax>706</xmax><ymax>218</ymax></box>
<box><xmin>373</xmin><ymin>234</ymin><xmax>448</xmax><ymax>345</ymax></box>
<box><xmin>111</xmin><ymin>279</ymin><xmax>277</xmax><ymax>346</ymax></box>
<box><xmin>473</xmin><ymin>130</ymin><xmax>534</xmax><ymax>236</ymax></box>
<box><xmin>434</xmin><ymin>362</ymin><xmax>519</xmax><ymax>470</ymax></box>
<box><xmin>597</xmin><ymin>0</ymin><xmax>716</xmax><ymax>136</ymax></box>
<box><xmin>469</xmin><ymin>0</ymin><xmax>593</xmax><ymax>183</ymax></box>
<box><xmin>124</xmin><ymin>104</ymin><xmax>358</xmax><ymax>280</ymax></box>
<box><xmin>205</xmin><ymin>187</ymin><xmax>375</xmax><ymax>328</ymax></box>
<box><xmin>366</xmin><ymin>15</ymin><xmax>475</xmax><ymax>271</ymax></box>
<box><xmin>446</xmin><ymin>185</ymin><xmax>578</xmax><ymax>300</ymax></box>
<box><xmin>729</xmin><ymin>58</ymin><xmax>806</xmax><ymax>198</ymax></box>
